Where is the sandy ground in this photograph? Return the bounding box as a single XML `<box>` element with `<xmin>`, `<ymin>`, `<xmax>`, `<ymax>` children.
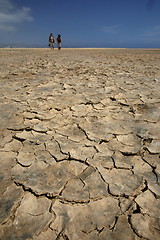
<box><xmin>0</xmin><ymin>48</ymin><xmax>160</xmax><ymax>240</ymax></box>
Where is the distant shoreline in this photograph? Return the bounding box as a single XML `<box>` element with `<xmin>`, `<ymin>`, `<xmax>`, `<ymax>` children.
<box><xmin>0</xmin><ymin>47</ymin><xmax>160</xmax><ymax>51</ymax></box>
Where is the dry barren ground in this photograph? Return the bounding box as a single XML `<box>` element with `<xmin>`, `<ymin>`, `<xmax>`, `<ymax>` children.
<box><xmin>0</xmin><ymin>48</ymin><xmax>160</xmax><ymax>240</ymax></box>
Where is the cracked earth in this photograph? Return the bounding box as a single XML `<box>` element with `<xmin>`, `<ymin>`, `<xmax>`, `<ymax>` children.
<box><xmin>0</xmin><ymin>48</ymin><xmax>160</xmax><ymax>240</ymax></box>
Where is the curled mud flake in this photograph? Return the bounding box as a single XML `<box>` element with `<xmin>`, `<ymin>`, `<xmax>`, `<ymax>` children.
<box><xmin>0</xmin><ymin>130</ymin><xmax>13</xmax><ymax>148</ymax></box>
<box><xmin>15</xmin><ymin>130</ymin><xmax>35</xmax><ymax>142</ymax></box>
<box><xmin>0</xmin><ymin>192</ymin><xmax>53</xmax><ymax>240</ymax></box>
<box><xmin>51</xmin><ymin>196</ymin><xmax>120</xmax><ymax>239</ymax></box>
<box><xmin>60</xmin><ymin>178</ymin><xmax>90</xmax><ymax>203</ymax></box>
<box><xmin>12</xmin><ymin>162</ymin><xmax>74</xmax><ymax>198</ymax></box>
<box><xmin>69</xmin><ymin>145</ymin><xmax>97</xmax><ymax>162</ymax></box>
<box><xmin>102</xmin><ymin>168</ymin><xmax>142</xmax><ymax>196</ymax></box>
<box><xmin>134</xmin><ymin>190</ymin><xmax>160</xmax><ymax>218</ymax></box>
<box><xmin>148</xmin><ymin>182</ymin><xmax>160</xmax><ymax>197</ymax></box>
<box><xmin>45</xmin><ymin>139</ymin><xmax>68</xmax><ymax>161</ymax></box>
<box><xmin>33</xmin><ymin>122</ymin><xmax>49</xmax><ymax>133</ymax></box>
<box><xmin>56</xmin><ymin>123</ymin><xmax>87</xmax><ymax>142</ymax></box>
<box><xmin>16</xmin><ymin>151</ymin><xmax>35</xmax><ymax>167</ymax></box>
<box><xmin>82</xmin><ymin>170</ymin><xmax>109</xmax><ymax>200</ymax></box>
<box><xmin>147</xmin><ymin>140</ymin><xmax>160</xmax><ymax>154</ymax></box>
<box><xmin>130</xmin><ymin>213</ymin><xmax>160</xmax><ymax>240</ymax></box>
<box><xmin>17</xmin><ymin>192</ymin><xmax>52</xmax><ymax>216</ymax></box>
<box><xmin>2</xmin><ymin>139</ymin><xmax>22</xmax><ymax>152</ymax></box>
<box><xmin>0</xmin><ymin>184</ymin><xmax>23</xmax><ymax>225</ymax></box>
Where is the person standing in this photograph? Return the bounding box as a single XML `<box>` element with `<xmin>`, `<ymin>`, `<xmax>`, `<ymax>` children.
<box><xmin>57</xmin><ymin>34</ymin><xmax>62</xmax><ymax>50</ymax></box>
<box><xmin>48</xmin><ymin>33</ymin><xmax>55</xmax><ymax>49</ymax></box>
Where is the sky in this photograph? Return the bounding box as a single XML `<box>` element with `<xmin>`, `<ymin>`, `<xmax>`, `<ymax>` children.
<box><xmin>0</xmin><ymin>0</ymin><xmax>160</xmax><ymax>48</ymax></box>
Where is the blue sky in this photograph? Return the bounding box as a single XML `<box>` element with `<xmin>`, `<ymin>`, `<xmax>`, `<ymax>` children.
<box><xmin>0</xmin><ymin>0</ymin><xmax>160</xmax><ymax>48</ymax></box>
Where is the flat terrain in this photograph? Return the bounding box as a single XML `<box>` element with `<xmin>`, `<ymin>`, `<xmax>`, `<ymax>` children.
<box><xmin>0</xmin><ymin>48</ymin><xmax>160</xmax><ymax>240</ymax></box>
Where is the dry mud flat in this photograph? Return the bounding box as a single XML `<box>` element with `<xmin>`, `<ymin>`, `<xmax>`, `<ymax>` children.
<box><xmin>0</xmin><ymin>48</ymin><xmax>160</xmax><ymax>240</ymax></box>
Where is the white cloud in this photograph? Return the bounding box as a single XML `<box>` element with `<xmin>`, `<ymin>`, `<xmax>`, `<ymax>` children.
<box><xmin>0</xmin><ymin>0</ymin><xmax>13</xmax><ymax>9</ymax></box>
<box><xmin>101</xmin><ymin>25</ymin><xmax>120</xmax><ymax>34</ymax></box>
<box><xmin>0</xmin><ymin>23</ymin><xmax>16</xmax><ymax>31</ymax></box>
<box><xmin>0</xmin><ymin>0</ymin><xmax>33</xmax><ymax>32</ymax></box>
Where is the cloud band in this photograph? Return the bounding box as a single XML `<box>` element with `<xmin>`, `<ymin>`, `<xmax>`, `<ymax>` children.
<box><xmin>0</xmin><ymin>0</ymin><xmax>33</xmax><ymax>31</ymax></box>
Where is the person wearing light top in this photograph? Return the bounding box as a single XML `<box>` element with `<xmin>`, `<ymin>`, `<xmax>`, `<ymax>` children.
<box><xmin>48</xmin><ymin>33</ymin><xmax>55</xmax><ymax>49</ymax></box>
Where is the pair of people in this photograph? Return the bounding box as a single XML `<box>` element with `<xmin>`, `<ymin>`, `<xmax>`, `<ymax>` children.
<box><xmin>49</xmin><ymin>33</ymin><xmax>62</xmax><ymax>50</ymax></box>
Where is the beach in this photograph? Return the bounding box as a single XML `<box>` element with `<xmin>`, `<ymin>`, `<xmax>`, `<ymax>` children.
<box><xmin>0</xmin><ymin>48</ymin><xmax>160</xmax><ymax>239</ymax></box>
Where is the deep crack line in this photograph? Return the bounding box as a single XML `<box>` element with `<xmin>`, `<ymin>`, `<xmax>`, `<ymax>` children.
<box><xmin>77</xmin><ymin>123</ymin><xmax>96</xmax><ymax>142</ymax></box>
<box><xmin>14</xmin><ymin>181</ymin><xmax>91</xmax><ymax>204</ymax></box>
<box><xmin>127</xmin><ymin>215</ymin><xmax>149</xmax><ymax>240</ymax></box>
